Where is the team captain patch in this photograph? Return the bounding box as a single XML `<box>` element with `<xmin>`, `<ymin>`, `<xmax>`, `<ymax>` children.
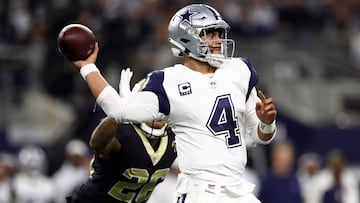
<box><xmin>178</xmin><ymin>82</ymin><xmax>192</xmax><ymax>96</ymax></box>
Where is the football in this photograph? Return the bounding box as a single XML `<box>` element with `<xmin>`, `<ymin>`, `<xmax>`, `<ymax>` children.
<box><xmin>57</xmin><ymin>24</ymin><xmax>96</xmax><ymax>61</ymax></box>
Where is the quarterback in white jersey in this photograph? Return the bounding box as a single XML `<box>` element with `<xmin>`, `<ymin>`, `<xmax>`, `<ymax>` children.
<box><xmin>142</xmin><ymin>58</ymin><xmax>266</xmax><ymax>184</ymax></box>
<box><xmin>70</xmin><ymin>4</ymin><xmax>277</xmax><ymax>203</ymax></box>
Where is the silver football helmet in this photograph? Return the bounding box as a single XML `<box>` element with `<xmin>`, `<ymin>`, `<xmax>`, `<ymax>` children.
<box><xmin>168</xmin><ymin>4</ymin><xmax>235</xmax><ymax>67</ymax></box>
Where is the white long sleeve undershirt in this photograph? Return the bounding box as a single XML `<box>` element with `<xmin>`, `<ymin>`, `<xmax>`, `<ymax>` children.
<box><xmin>96</xmin><ymin>85</ymin><xmax>160</xmax><ymax>123</ymax></box>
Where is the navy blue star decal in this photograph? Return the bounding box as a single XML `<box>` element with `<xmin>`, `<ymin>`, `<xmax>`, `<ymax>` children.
<box><xmin>180</xmin><ymin>9</ymin><xmax>198</xmax><ymax>24</ymax></box>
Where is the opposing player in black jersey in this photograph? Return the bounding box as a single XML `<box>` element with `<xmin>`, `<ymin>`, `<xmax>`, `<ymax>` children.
<box><xmin>66</xmin><ymin>74</ymin><xmax>177</xmax><ymax>203</ymax></box>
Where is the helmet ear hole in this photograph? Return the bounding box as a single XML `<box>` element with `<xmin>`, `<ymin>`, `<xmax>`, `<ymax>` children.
<box><xmin>181</xmin><ymin>38</ymin><xmax>190</xmax><ymax>43</ymax></box>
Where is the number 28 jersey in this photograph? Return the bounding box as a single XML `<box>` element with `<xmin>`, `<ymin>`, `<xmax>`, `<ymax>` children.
<box><xmin>142</xmin><ymin>57</ymin><xmax>264</xmax><ymax>184</ymax></box>
<box><xmin>71</xmin><ymin>124</ymin><xmax>177</xmax><ymax>203</ymax></box>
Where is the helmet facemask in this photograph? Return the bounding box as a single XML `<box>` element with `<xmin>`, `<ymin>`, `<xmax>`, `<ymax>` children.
<box><xmin>196</xmin><ymin>26</ymin><xmax>235</xmax><ymax>67</ymax></box>
<box><xmin>140</xmin><ymin>122</ymin><xmax>168</xmax><ymax>139</ymax></box>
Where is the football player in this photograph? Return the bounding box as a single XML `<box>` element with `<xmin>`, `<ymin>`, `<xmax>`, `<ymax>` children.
<box><xmin>71</xmin><ymin>4</ymin><xmax>277</xmax><ymax>203</ymax></box>
<box><xmin>66</xmin><ymin>78</ymin><xmax>177</xmax><ymax>203</ymax></box>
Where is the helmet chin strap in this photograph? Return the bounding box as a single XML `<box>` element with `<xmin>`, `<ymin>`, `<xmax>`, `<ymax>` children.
<box><xmin>206</xmin><ymin>56</ymin><xmax>224</xmax><ymax>68</ymax></box>
<box><xmin>140</xmin><ymin>123</ymin><xmax>167</xmax><ymax>139</ymax></box>
<box><xmin>188</xmin><ymin>52</ymin><xmax>224</xmax><ymax>68</ymax></box>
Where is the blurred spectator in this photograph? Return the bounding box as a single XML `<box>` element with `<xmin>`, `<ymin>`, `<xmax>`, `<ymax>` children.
<box><xmin>8</xmin><ymin>0</ymin><xmax>32</xmax><ymax>43</ymax></box>
<box><xmin>349</xmin><ymin>29</ymin><xmax>360</xmax><ymax>71</ymax></box>
<box><xmin>212</xmin><ymin>0</ymin><xmax>243</xmax><ymax>35</ymax></box>
<box><xmin>131</xmin><ymin>0</ymin><xmax>181</xmax><ymax>83</ymax></box>
<box><xmin>12</xmin><ymin>145</ymin><xmax>57</xmax><ymax>203</ymax></box>
<box><xmin>52</xmin><ymin>139</ymin><xmax>90</xmax><ymax>203</ymax></box>
<box><xmin>297</xmin><ymin>152</ymin><xmax>323</xmax><ymax>203</ymax></box>
<box><xmin>316</xmin><ymin>149</ymin><xmax>359</xmax><ymax>203</ymax></box>
<box><xmin>258</xmin><ymin>140</ymin><xmax>303</xmax><ymax>203</ymax></box>
<box><xmin>246</xmin><ymin>0</ymin><xmax>278</xmax><ymax>36</ymax></box>
<box><xmin>0</xmin><ymin>153</ymin><xmax>17</xmax><ymax>203</ymax></box>
<box><xmin>277</xmin><ymin>0</ymin><xmax>312</xmax><ymax>35</ymax></box>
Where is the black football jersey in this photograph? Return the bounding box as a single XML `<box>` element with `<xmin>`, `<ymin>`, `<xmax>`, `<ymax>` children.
<box><xmin>69</xmin><ymin>124</ymin><xmax>177</xmax><ymax>203</ymax></box>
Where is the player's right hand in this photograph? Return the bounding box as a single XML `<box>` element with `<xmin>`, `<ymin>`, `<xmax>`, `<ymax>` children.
<box><xmin>256</xmin><ymin>90</ymin><xmax>277</xmax><ymax>124</ymax></box>
<box><xmin>119</xmin><ymin>68</ymin><xmax>133</xmax><ymax>98</ymax></box>
<box><xmin>73</xmin><ymin>42</ymin><xmax>99</xmax><ymax>69</ymax></box>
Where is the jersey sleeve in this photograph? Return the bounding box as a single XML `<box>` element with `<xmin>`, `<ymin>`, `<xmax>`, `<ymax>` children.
<box><xmin>240</xmin><ymin>57</ymin><xmax>259</xmax><ymax>101</ymax></box>
<box><xmin>142</xmin><ymin>70</ymin><xmax>170</xmax><ymax>115</ymax></box>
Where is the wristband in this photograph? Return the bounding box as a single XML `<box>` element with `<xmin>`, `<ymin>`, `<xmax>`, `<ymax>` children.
<box><xmin>259</xmin><ymin>120</ymin><xmax>276</xmax><ymax>134</ymax></box>
<box><xmin>80</xmin><ymin>64</ymin><xmax>99</xmax><ymax>80</ymax></box>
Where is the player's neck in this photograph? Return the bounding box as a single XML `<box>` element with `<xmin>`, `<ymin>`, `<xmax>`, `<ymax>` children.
<box><xmin>183</xmin><ymin>57</ymin><xmax>216</xmax><ymax>74</ymax></box>
<box><xmin>149</xmin><ymin>139</ymin><xmax>160</xmax><ymax>151</ymax></box>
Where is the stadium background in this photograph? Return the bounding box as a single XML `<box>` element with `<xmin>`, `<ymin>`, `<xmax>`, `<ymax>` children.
<box><xmin>0</xmin><ymin>0</ymin><xmax>360</xmax><ymax>194</ymax></box>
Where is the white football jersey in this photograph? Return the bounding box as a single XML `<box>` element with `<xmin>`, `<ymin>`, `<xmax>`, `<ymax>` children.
<box><xmin>142</xmin><ymin>57</ymin><xmax>260</xmax><ymax>184</ymax></box>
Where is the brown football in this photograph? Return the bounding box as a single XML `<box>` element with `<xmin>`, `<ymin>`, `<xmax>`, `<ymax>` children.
<box><xmin>57</xmin><ymin>24</ymin><xmax>96</xmax><ymax>61</ymax></box>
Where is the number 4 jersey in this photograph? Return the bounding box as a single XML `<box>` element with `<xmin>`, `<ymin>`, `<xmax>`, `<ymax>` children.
<box><xmin>142</xmin><ymin>57</ymin><xmax>267</xmax><ymax>185</ymax></box>
<box><xmin>69</xmin><ymin>124</ymin><xmax>177</xmax><ymax>203</ymax></box>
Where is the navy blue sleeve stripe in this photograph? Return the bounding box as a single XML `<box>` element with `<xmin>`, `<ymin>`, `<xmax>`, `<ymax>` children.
<box><xmin>241</xmin><ymin>58</ymin><xmax>259</xmax><ymax>101</ymax></box>
<box><xmin>142</xmin><ymin>71</ymin><xmax>171</xmax><ymax>115</ymax></box>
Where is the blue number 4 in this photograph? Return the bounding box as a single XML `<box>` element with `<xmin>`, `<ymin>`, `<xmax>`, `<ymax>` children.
<box><xmin>206</xmin><ymin>95</ymin><xmax>242</xmax><ymax>148</ymax></box>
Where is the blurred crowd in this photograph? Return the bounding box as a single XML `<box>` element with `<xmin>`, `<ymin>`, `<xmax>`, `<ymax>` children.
<box><xmin>1</xmin><ymin>0</ymin><xmax>360</xmax><ymax>202</ymax></box>
<box><xmin>0</xmin><ymin>139</ymin><xmax>91</xmax><ymax>203</ymax></box>
<box><xmin>1</xmin><ymin>138</ymin><xmax>359</xmax><ymax>203</ymax></box>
